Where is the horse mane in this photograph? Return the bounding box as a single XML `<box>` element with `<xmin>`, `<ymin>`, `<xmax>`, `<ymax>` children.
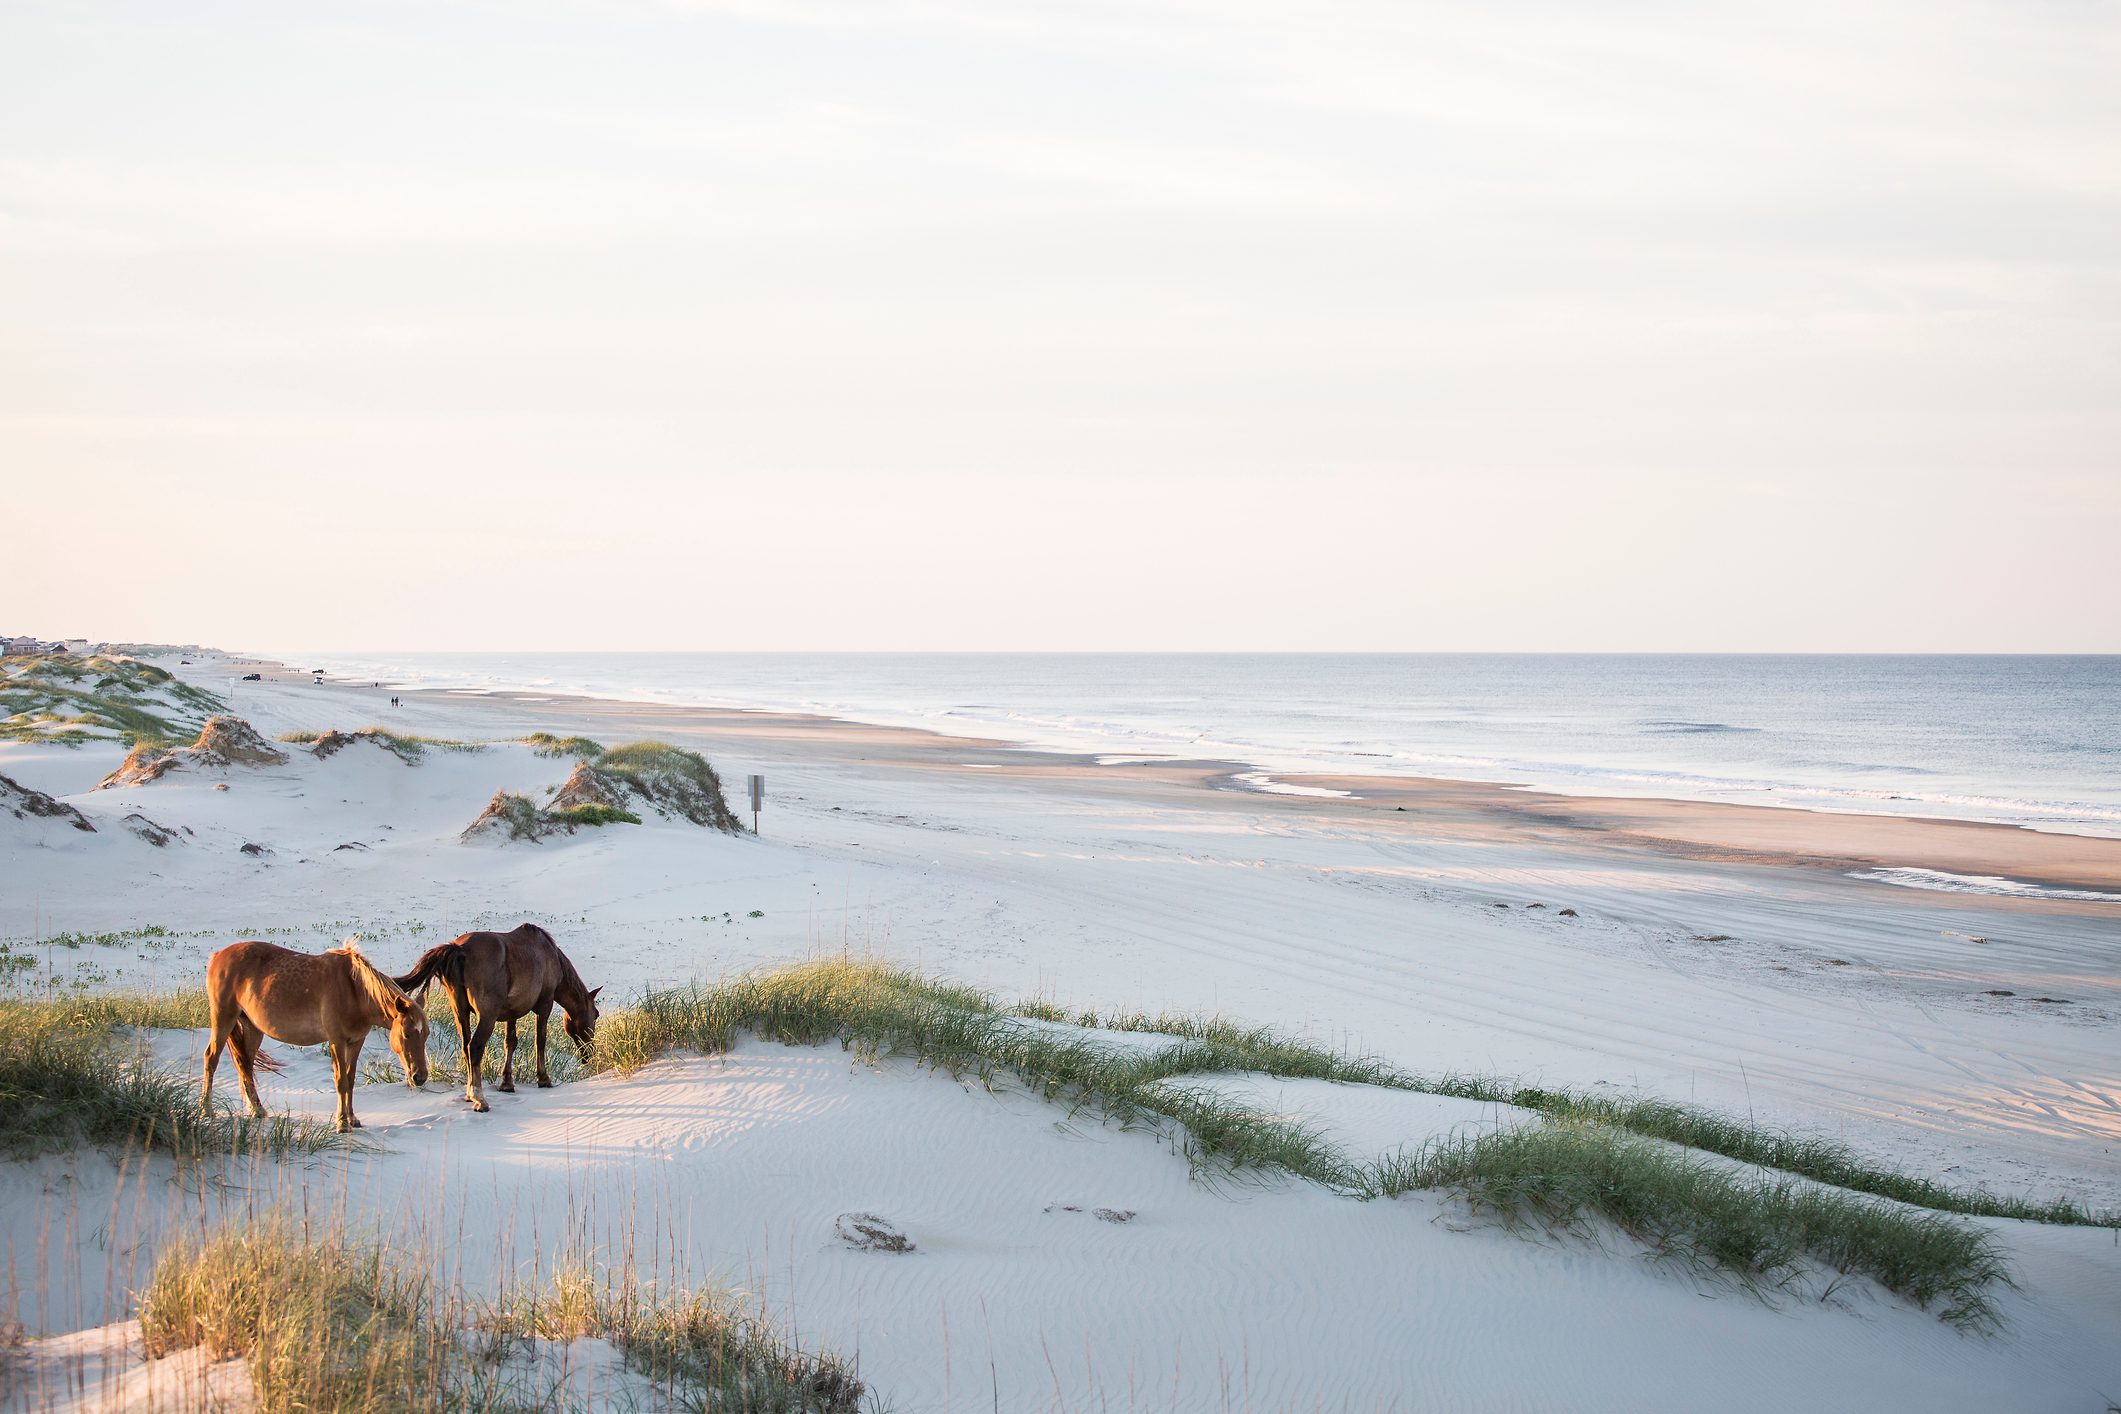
<box><xmin>331</xmin><ymin>939</ymin><xmax>413</xmax><ymax>1013</ymax></box>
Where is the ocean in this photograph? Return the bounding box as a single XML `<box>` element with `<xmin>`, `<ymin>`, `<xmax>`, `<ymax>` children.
<box><xmin>282</xmin><ymin>652</ymin><xmax>2121</xmax><ymax>841</ymax></box>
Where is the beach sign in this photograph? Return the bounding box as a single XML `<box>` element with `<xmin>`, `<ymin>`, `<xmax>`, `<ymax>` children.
<box><xmin>748</xmin><ymin>774</ymin><xmax>764</xmax><ymax>833</ymax></box>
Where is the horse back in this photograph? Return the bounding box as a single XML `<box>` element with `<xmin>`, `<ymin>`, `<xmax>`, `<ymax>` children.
<box><xmin>207</xmin><ymin>941</ymin><xmax>365</xmax><ymax>1045</ymax></box>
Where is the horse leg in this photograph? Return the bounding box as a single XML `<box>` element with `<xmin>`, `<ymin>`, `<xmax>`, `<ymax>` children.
<box><xmin>330</xmin><ymin>1038</ymin><xmax>363</xmax><ymax>1131</ymax></box>
<box><xmin>498</xmin><ymin>1018</ymin><xmax>517</xmax><ymax>1094</ymax></box>
<box><xmin>465</xmin><ymin>1016</ymin><xmax>495</xmax><ymax>1113</ymax></box>
<box><xmin>229</xmin><ymin>1017</ymin><xmax>268</xmax><ymax>1120</ymax></box>
<box><xmin>534</xmin><ymin>1005</ymin><xmax>553</xmax><ymax>1088</ymax></box>
<box><xmin>451</xmin><ymin>991</ymin><xmax>480</xmax><ymax>1107</ymax></box>
<box><xmin>201</xmin><ymin>999</ymin><xmax>237</xmax><ymax>1116</ymax></box>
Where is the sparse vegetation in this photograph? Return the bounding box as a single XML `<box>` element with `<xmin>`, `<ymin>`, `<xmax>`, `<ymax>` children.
<box><xmin>1493</xmin><ymin>1087</ymin><xmax>2120</xmax><ymax>1230</ymax></box>
<box><xmin>594</xmin><ymin>741</ymin><xmax>744</xmax><ymax>832</ymax></box>
<box><xmin>10</xmin><ymin>956</ymin><xmax>2094</xmax><ymax>1328</ymax></box>
<box><xmin>140</xmin><ymin>1220</ymin><xmax>866</xmax><ymax>1413</ymax></box>
<box><xmin>0</xmin><ymin>994</ymin><xmax>343</xmax><ymax>1160</ymax></box>
<box><xmin>466</xmin><ymin>740</ymin><xmax>742</xmax><ymax>841</ymax></box>
<box><xmin>1038</xmin><ymin>1003</ymin><xmax>2121</xmax><ymax>1231</ymax></box>
<box><xmin>1372</xmin><ymin>1119</ymin><xmax>2011</xmax><ymax>1327</ymax></box>
<box><xmin>0</xmin><ymin>653</ymin><xmax>223</xmax><ymax>746</ymax></box>
<box><xmin>569</xmin><ymin>957</ymin><xmax>2093</xmax><ymax>1322</ymax></box>
<box><xmin>523</xmin><ymin>732</ymin><xmax>605</xmax><ymax>760</ymax></box>
<box><xmin>547</xmin><ymin>802</ymin><xmax>641</xmax><ymax>828</ymax></box>
<box><xmin>279</xmin><ymin>727</ymin><xmax>487</xmax><ymax>763</ymax></box>
<box><xmin>465</xmin><ymin>791</ymin><xmax>548</xmax><ymax>842</ymax></box>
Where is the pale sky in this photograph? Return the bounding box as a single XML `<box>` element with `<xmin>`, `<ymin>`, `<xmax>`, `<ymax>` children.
<box><xmin>4</xmin><ymin>0</ymin><xmax>2117</xmax><ymax>651</ymax></box>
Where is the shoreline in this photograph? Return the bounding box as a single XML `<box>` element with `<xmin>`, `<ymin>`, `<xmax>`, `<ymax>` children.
<box><xmin>246</xmin><ymin>652</ymin><xmax>2121</xmax><ymax>899</ymax></box>
<box><xmin>273</xmin><ymin>651</ymin><xmax>2121</xmax><ymax>845</ymax></box>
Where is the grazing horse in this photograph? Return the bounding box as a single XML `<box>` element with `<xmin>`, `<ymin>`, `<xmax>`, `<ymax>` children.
<box><xmin>395</xmin><ymin>923</ymin><xmax>601</xmax><ymax>1113</ymax></box>
<box><xmin>203</xmin><ymin>940</ymin><xmax>431</xmax><ymax>1132</ymax></box>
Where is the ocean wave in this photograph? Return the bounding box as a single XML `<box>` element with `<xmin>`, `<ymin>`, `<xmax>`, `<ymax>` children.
<box><xmin>1850</xmin><ymin>868</ymin><xmax>2121</xmax><ymax>904</ymax></box>
<box><xmin>1639</xmin><ymin>720</ymin><xmax>1761</xmax><ymax>735</ymax></box>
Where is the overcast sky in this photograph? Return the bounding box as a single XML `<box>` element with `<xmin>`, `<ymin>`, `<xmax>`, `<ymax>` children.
<box><xmin>4</xmin><ymin>0</ymin><xmax>2117</xmax><ymax>651</ymax></box>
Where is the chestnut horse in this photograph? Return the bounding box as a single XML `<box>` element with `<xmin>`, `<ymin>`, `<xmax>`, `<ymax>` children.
<box><xmin>395</xmin><ymin>923</ymin><xmax>601</xmax><ymax>1112</ymax></box>
<box><xmin>203</xmin><ymin>940</ymin><xmax>431</xmax><ymax>1132</ymax></box>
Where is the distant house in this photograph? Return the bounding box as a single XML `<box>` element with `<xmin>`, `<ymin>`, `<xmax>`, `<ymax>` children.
<box><xmin>3</xmin><ymin>636</ymin><xmax>39</xmax><ymax>656</ymax></box>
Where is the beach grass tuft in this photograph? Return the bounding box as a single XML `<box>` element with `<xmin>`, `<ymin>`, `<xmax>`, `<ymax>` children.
<box><xmin>547</xmin><ymin>801</ymin><xmax>641</xmax><ymax>828</ymax></box>
<box><xmin>0</xmin><ymin>995</ymin><xmax>345</xmax><ymax>1161</ymax></box>
<box><xmin>1367</xmin><ymin>1119</ymin><xmax>2012</xmax><ymax>1327</ymax></box>
<box><xmin>522</xmin><ymin>732</ymin><xmax>605</xmax><ymax>760</ymax></box>
<box><xmin>1495</xmin><ymin>1087</ymin><xmax>2117</xmax><ymax>1229</ymax></box>
<box><xmin>141</xmin><ymin>1220</ymin><xmax>866</xmax><ymax>1412</ymax></box>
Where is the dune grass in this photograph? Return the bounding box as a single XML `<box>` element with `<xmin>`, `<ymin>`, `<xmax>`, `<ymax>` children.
<box><xmin>277</xmin><ymin>727</ymin><xmax>486</xmax><ymax>762</ymax></box>
<box><xmin>1371</xmin><ymin>1119</ymin><xmax>2012</xmax><ymax>1327</ymax></box>
<box><xmin>570</xmin><ymin>957</ymin><xmax>2096</xmax><ymax>1323</ymax></box>
<box><xmin>593</xmin><ymin>740</ymin><xmax>745</xmax><ymax>832</ymax></box>
<box><xmin>0</xmin><ymin>995</ymin><xmax>344</xmax><ymax>1161</ymax></box>
<box><xmin>1496</xmin><ymin>1087</ymin><xmax>2118</xmax><ymax>1229</ymax></box>
<box><xmin>522</xmin><ymin>732</ymin><xmax>605</xmax><ymax>760</ymax></box>
<box><xmin>0</xmin><ymin>653</ymin><xmax>221</xmax><ymax>746</ymax></box>
<box><xmin>475</xmin><ymin>791</ymin><xmax>548</xmax><ymax>841</ymax></box>
<box><xmin>547</xmin><ymin>802</ymin><xmax>640</xmax><ymax>828</ymax></box>
<box><xmin>358</xmin><ymin>728</ymin><xmax>485</xmax><ymax>759</ymax></box>
<box><xmin>1039</xmin><ymin>1001</ymin><xmax>2121</xmax><ymax>1231</ymax></box>
<box><xmin>141</xmin><ymin>1220</ymin><xmax>866</xmax><ymax>1413</ymax></box>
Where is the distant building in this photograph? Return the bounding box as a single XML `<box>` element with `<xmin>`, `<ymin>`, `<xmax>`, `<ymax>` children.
<box><xmin>4</xmin><ymin>636</ymin><xmax>39</xmax><ymax>656</ymax></box>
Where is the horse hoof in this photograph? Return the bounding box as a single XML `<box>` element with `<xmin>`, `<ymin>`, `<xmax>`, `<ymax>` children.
<box><xmin>498</xmin><ymin>1083</ymin><xmax>514</xmax><ymax>1094</ymax></box>
<box><xmin>471</xmin><ymin>1100</ymin><xmax>489</xmax><ymax>1113</ymax></box>
<box><xmin>536</xmin><ymin>1079</ymin><xmax>553</xmax><ymax>1089</ymax></box>
<box><xmin>335</xmin><ymin>1121</ymin><xmax>353</xmax><ymax>1134</ymax></box>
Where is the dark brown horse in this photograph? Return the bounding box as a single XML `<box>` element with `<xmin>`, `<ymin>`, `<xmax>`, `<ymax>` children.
<box><xmin>203</xmin><ymin>940</ymin><xmax>431</xmax><ymax>1132</ymax></box>
<box><xmin>395</xmin><ymin>923</ymin><xmax>601</xmax><ymax>1112</ymax></box>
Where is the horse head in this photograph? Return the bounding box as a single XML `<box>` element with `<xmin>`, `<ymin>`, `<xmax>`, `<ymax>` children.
<box><xmin>563</xmin><ymin>985</ymin><xmax>603</xmax><ymax>1060</ymax></box>
<box><xmin>387</xmin><ymin>991</ymin><xmax>431</xmax><ymax>1087</ymax></box>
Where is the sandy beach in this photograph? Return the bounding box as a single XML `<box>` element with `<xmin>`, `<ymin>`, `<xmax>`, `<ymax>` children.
<box><xmin>3</xmin><ymin>649</ymin><xmax>2117</xmax><ymax>1413</ymax></box>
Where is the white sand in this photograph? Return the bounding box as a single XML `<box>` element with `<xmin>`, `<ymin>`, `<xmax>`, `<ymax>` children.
<box><xmin>3</xmin><ymin>649</ymin><xmax>2118</xmax><ymax>1412</ymax></box>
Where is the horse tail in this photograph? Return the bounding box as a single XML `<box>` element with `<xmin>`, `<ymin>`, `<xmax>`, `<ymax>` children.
<box><xmin>394</xmin><ymin>941</ymin><xmax>465</xmax><ymax>998</ymax></box>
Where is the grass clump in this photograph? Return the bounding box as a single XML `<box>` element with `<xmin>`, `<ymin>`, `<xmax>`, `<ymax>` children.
<box><xmin>547</xmin><ymin>802</ymin><xmax>641</xmax><ymax>828</ymax></box>
<box><xmin>1372</xmin><ymin>1119</ymin><xmax>2011</xmax><ymax>1327</ymax></box>
<box><xmin>140</xmin><ymin>1219</ymin><xmax>447</xmax><ymax>1413</ymax></box>
<box><xmin>360</xmin><ymin>728</ymin><xmax>485</xmax><ymax>760</ymax></box>
<box><xmin>594</xmin><ymin>740</ymin><xmax>745</xmax><ymax>832</ymax></box>
<box><xmin>468</xmin><ymin>791</ymin><xmax>549</xmax><ymax>842</ymax></box>
<box><xmin>1502</xmin><ymin>1088</ymin><xmax>2121</xmax><ymax>1230</ymax></box>
<box><xmin>0</xmin><ymin>995</ymin><xmax>341</xmax><ymax>1160</ymax></box>
<box><xmin>141</xmin><ymin>1222</ymin><xmax>867</xmax><ymax>1413</ymax></box>
<box><xmin>523</xmin><ymin>732</ymin><xmax>605</xmax><ymax>760</ymax></box>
